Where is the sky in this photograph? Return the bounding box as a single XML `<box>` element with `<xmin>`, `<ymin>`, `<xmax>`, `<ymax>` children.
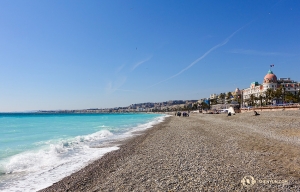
<box><xmin>0</xmin><ymin>0</ymin><xmax>299</xmax><ymax>112</ymax></box>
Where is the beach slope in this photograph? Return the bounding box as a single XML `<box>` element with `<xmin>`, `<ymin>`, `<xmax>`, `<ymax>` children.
<box><xmin>41</xmin><ymin>111</ymin><xmax>300</xmax><ymax>191</ymax></box>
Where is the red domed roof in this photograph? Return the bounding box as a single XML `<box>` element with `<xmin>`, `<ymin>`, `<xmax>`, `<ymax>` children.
<box><xmin>263</xmin><ymin>70</ymin><xmax>277</xmax><ymax>83</ymax></box>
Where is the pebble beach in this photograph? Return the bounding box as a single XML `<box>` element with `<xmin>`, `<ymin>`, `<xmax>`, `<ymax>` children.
<box><xmin>41</xmin><ymin>110</ymin><xmax>300</xmax><ymax>191</ymax></box>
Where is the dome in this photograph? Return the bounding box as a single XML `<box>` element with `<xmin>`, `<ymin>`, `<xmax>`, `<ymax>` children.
<box><xmin>235</xmin><ymin>88</ymin><xmax>241</xmax><ymax>94</ymax></box>
<box><xmin>263</xmin><ymin>70</ymin><xmax>277</xmax><ymax>83</ymax></box>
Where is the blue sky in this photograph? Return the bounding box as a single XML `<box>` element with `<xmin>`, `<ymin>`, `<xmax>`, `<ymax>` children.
<box><xmin>0</xmin><ymin>0</ymin><xmax>299</xmax><ymax>111</ymax></box>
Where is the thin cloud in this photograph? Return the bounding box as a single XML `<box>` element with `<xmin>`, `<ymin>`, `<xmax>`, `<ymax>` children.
<box><xmin>114</xmin><ymin>88</ymin><xmax>139</xmax><ymax>92</ymax></box>
<box><xmin>106</xmin><ymin>76</ymin><xmax>128</xmax><ymax>94</ymax></box>
<box><xmin>132</xmin><ymin>56</ymin><xmax>152</xmax><ymax>71</ymax></box>
<box><xmin>148</xmin><ymin>24</ymin><xmax>248</xmax><ymax>88</ymax></box>
<box><xmin>116</xmin><ymin>64</ymin><xmax>126</xmax><ymax>74</ymax></box>
<box><xmin>108</xmin><ymin>57</ymin><xmax>152</xmax><ymax>94</ymax></box>
<box><xmin>229</xmin><ymin>49</ymin><xmax>295</xmax><ymax>57</ymax></box>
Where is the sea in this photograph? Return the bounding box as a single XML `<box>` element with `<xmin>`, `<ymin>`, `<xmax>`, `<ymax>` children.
<box><xmin>0</xmin><ymin>113</ymin><xmax>167</xmax><ymax>192</ymax></box>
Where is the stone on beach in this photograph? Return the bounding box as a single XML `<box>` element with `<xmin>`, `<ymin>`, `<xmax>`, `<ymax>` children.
<box><xmin>41</xmin><ymin>110</ymin><xmax>300</xmax><ymax>191</ymax></box>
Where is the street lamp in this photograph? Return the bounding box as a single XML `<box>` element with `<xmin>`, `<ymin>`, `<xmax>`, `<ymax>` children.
<box><xmin>282</xmin><ymin>87</ymin><xmax>285</xmax><ymax>105</ymax></box>
<box><xmin>241</xmin><ymin>90</ymin><xmax>244</xmax><ymax>108</ymax></box>
<box><xmin>295</xmin><ymin>84</ymin><xmax>300</xmax><ymax>103</ymax></box>
<box><xmin>238</xmin><ymin>95</ymin><xmax>241</xmax><ymax>109</ymax></box>
<box><xmin>198</xmin><ymin>104</ymin><xmax>202</xmax><ymax>113</ymax></box>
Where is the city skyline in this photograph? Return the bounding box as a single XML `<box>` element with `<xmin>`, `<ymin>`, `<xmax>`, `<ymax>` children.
<box><xmin>1</xmin><ymin>0</ymin><xmax>299</xmax><ymax>112</ymax></box>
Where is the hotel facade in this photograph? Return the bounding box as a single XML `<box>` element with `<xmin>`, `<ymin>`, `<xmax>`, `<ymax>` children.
<box><xmin>242</xmin><ymin>69</ymin><xmax>300</xmax><ymax>106</ymax></box>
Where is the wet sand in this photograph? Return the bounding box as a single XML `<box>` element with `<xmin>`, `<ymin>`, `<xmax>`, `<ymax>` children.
<box><xmin>41</xmin><ymin>110</ymin><xmax>300</xmax><ymax>191</ymax></box>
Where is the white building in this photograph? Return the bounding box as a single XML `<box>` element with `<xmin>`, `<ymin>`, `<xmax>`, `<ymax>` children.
<box><xmin>210</xmin><ymin>94</ymin><xmax>218</xmax><ymax>100</ymax></box>
<box><xmin>242</xmin><ymin>69</ymin><xmax>299</xmax><ymax>105</ymax></box>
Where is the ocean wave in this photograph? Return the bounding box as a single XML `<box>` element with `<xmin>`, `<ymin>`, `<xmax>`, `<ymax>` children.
<box><xmin>0</xmin><ymin>114</ymin><xmax>168</xmax><ymax>191</ymax></box>
<box><xmin>0</xmin><ymin>145</ymin><xmax>119</xmax><ymax>192</ymax></box>
<box><xmin>1</xmin><ymin>129</ymin><xmax>114</xmax><ymax>175</ymax></box>
<box><xmin>128</xmin><ymin>114</ymin><xmax>168</xmax><ymax>133</ymax></box>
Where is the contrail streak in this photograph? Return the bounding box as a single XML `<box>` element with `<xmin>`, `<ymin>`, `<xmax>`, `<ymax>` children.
<box><xmin>147</xmin><ymin>24</ymin><xmax>248</xmax><ymax>88</ymax></box>
<box><xmin>132</xmin><ymin>56</ymin><xmax>152</xmax><ymax>71</ymax></box>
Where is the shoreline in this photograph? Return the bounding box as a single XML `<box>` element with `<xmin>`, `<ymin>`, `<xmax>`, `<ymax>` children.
<box><xmin>40</xmin><ymin>115</ymin><xmax>172</xmax><ymax>192</ymax></box>
<box><xmin>0</xmin><ymin>113</ymin><xmax>166</xmax><ymax>192</ymax></box>
<box><xmin>41</xmin><ymin>111</ymin><xmax>300</xmax><ymax>191</ymax></box>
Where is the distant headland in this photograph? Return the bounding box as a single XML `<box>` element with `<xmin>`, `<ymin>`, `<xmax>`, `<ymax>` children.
<box><xmin>37</xmin><ymin>100</ymin><xmax>199</xmax><ymax>113</ymax></box>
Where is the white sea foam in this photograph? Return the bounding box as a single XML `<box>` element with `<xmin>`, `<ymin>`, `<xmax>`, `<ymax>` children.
<box><xmin>129</xmin><ymin>114</ymin><xmax>168</xmax><ymax>132</ymax></box>
<box><xmin>0</xmin><ymin>114</ymin><xmax>168</xmax><ymax>192</ymax></box>
<box><xmin>103</xmin><ymin>114</ymin><xmax>168</xmax><ymax>141</ymax></box>
<box><xmin>0</xmin><ymin>129</ymin><xmax>117</xmax><ymax>192</ymax></box>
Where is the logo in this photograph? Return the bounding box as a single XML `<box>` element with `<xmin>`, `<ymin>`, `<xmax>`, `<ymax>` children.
<box><xmin>241</xmin><ymin>175</ymin><xmax>256</xmax><ymax>188</ymax></box>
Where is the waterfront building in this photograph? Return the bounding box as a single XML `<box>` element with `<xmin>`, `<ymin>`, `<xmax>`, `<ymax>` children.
<box><xmin>242</xmin><ymin>70</ymin><xmax>300</xmax><ymax>106</ymax></box>
<box><xmin>231</xmin><ymin>88</ymin><xmax>241</xmax><ymax>101</ymax></box>
<box><xmin>210</xmin><ymin>94</ymin><xmax>218</xmax><ymax>100</ymax></box>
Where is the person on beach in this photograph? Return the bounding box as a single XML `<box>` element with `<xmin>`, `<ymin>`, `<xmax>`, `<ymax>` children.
<box><xmin>254</xmin><ymin>111</ymin><xmax>260</xmax><ymax>116</ymax></box>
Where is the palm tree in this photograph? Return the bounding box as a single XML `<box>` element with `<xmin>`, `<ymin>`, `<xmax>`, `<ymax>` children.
<box><xmin>259</xmin><ymin>94</ymin><xmax>263</xmax><ymax>107</ymax></box>
<box><xmin>226</xmin><ymin>92</ymin><xmax>233</xmax><ymax>100</ymax></box>
<box><xmin>296</xmin><ymin>90</ymin><xmax>300</xmax><ymax>103</ymax></box>
<box><xmin>237</xmin><ymin>94</ymin><xmax>242</xmax><ymax>106</ymax></box>
<box><xmin>254</xmin><ymin>96</ymin><xmax>259</xmax><ymax>107</ymax></box>
<box><xmin>210</xmin><ymin>98</ymin><xmax>217</xmax><ymax>105</ymax></box>
<box><xmin>201</xmin><ymin>102</ymin><xmax>209</xmax><ymax>110</ymax></box>
<box><xmin>216</xmin><ymin>93</ymin><xmax>225</xmax><ymax>104</ymax></box>
<box><xmin>265</xmin><ymin>88</ymin><xmax>275</xmax><ymax>105</ymax></box>
<box><xmin>285</xmin><ymin>92</ymin><xmax>297</xmax><ymax>103</ymax></box>
<box><xmin>244</xmin><ymin>98</ymin><xmax>250</xmax><ymax>106</ymax></box>
<box><xmin>274</xmin><ymin>87</ymin><xmax>283</xmax><ymax>98</ymax></box>
<box><xmin>249</xmin><ymin>94</ymin><xmax>255</xmax><ymax>106</ymax></box>
<box><xmin>192</xmin><ymin>103</ymin><xmax>198</xmax><ymax>110</ymax></box>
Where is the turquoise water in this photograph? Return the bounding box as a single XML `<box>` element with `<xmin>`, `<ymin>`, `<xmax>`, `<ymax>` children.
<box><xmin>0</xmin><ymin>113</ymin><xmax>165</xmax><ymax>191</ymax></box>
